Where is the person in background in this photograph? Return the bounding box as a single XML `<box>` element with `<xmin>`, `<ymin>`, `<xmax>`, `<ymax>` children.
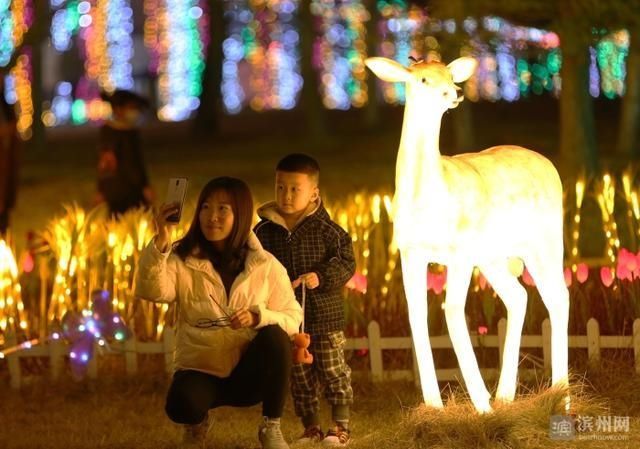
<box><xmin>0</xmin><ymin>77</ymin><xmax>19</xmax><ymax>237</ymax></box>
<box><xmin>96</xmin><ymin>89</ymin><xmax>154</xmax><ymax>216</ymax></box>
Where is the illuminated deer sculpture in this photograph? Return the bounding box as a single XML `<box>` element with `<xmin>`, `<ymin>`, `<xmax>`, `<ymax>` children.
<box><xmin>365</xmin><ymin>56</ymin><xmax>569</xmax><ymax>413</ymax></box>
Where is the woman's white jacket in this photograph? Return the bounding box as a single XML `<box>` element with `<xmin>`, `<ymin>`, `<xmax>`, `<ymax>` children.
<box><xmin>135</xmin><ymin>232</ymin><xmax>302</xmax><ymax>377</ymax></box>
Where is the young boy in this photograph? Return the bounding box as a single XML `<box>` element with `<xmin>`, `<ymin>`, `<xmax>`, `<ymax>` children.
<box><xmin>254</xmin><ymin>154</ymin><xmax>356</xmax><ymax>446</ymax></box>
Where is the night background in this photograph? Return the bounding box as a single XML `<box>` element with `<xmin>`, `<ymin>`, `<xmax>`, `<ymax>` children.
<box><xmin>1</xmin><ymin>1</ymin><xmax>640</xmax><ymax>448</ymax></box>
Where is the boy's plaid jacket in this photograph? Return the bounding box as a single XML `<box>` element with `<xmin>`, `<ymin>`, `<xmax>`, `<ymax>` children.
<box><xmin>254</xmin><ymin>200</ymin><xmax>356</xmax><ymax>335</ymax></box>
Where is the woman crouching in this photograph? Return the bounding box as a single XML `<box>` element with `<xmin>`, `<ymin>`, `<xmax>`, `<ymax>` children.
<box><xmin>135</xmin><ymin>177</ymin><xmax>302</xmax><ymax>449</ymax></box>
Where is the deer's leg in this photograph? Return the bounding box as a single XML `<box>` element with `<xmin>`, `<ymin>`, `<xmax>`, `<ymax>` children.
<box><xmin>525</xmin><ymin>255</ymin><xmax>570</xmax><ymax>393</ymax></box>
<box><xmin>479</xmin><ymin>261</ymin><xmax>528</xmax><ymax>403</ymax></box>
<box><xmin>400</xmin><ymin>249</ymin><xmax>442</xmax><ymax>408</ymax></box>
<box><xmin>443</xmin><ymin>264</ymin><xmax>491</xmax><ymax>413</ymax></box>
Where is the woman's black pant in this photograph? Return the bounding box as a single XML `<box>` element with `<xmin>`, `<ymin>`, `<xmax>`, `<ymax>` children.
<box><xmin>165</xmin><ymin>325</ymin><xmax>292</xmax><ymax>425</ymax></box>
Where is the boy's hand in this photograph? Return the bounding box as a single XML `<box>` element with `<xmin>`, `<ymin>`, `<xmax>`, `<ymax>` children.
<box><xmin>230</xmin><ymin>308</ymin><xmax>259</xmax><ymax>329</ymax></box>
<box><xmin>292</xmin><ymin>272</ymin><xmax>320</xmax><ymax>290</ymax></box>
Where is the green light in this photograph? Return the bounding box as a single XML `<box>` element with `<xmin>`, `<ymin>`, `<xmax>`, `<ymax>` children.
<box><xmin>547</xmin><ymin>49</ymin><xmax>561</xmax><ymax>75</ymax></box>
<box><xmin>71</xmin><ymin>99</ymin><xmax>87</xmax><ymax>125</ymax></box>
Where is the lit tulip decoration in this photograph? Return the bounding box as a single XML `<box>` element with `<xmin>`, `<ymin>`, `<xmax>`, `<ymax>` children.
<box><xmin>365</xmin><ymin>55</ymin><xmax>570</xmax><ymax>413</ymax></box>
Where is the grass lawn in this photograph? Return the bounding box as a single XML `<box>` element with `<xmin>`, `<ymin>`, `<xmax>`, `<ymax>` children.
<box><xmin>1</xmin><ymin>355</ymin><xmax>639</xmax><ymax>449</ymax></box>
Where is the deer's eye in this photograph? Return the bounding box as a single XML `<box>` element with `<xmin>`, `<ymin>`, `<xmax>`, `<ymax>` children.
<box><xmin>421</xmin><ymin>78</ymin><xmax>426</xmax><ymax>83</ymax></box>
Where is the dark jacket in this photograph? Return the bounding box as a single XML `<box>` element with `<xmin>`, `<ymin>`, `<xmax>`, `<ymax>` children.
<box><xmin>254</xmin><ymin>200</ymin><xmax>356</xmax><ymax>336</ymax></box>
<box><xmin>0</xmin><ymin>97</ymin><xmax>18</xmax><ymax>215</ymax></box>
<box><xmin>97</xmin><ymin>124</ymin><xmax>149</xmax><ymax>215</ymax></box>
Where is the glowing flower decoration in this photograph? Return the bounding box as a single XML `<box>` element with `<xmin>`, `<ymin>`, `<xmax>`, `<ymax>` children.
<box><xmin>600</xmin><ymin>267</ymin><xmax>614</xmax><ymax>287</ymax></box>
<box><xmin>563</xmin><ymin>267</ymin><xmax>572</xmax><ymax>288</ymax></box>
<box><xmin>576</xmin><ymin>263</ymin><xmax>589</xmax><ymax>284</ymax></box>
<box><xmin>346</xmin><ymin>273</ymin><xmax>368</xmax><ymax>294</ymax></box>
<box><xmin>616</xmin><ymin>248</ymin><xmax>634</xmax><ymax>281</ymax></box>
<box><xmin>427</xmin><ymin>268</ymin><xmax>447</xmax><ymax>295</ymax></box>
<box><xmin>19</xmin><ymin>251</ymin><xmax>34</xmax><ymax>273</ymax></box>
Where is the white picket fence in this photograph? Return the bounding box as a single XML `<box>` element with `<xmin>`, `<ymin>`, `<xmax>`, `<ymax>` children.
<box><xmin>3</xmin><ymin>317</ymin><xmax>640</xmax><ymax>389</ymax></box>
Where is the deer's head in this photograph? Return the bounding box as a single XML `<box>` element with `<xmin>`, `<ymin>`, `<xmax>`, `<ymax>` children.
<box><xmin>365</xmin><ymin>56</ymin><xmax>477</xmax><ymax>114</ymax></box>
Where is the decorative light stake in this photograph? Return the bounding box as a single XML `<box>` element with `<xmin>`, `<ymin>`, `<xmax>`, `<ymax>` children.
<box><xmin>365</xmin><ymin>56</ymin><xmax>569</xmax><ymax>413</ymax></box>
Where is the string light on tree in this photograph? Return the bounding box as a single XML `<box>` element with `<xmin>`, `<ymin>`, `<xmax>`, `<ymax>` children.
<box><xmin>145</xmin><ymin>0</ymin><xmax>209</xmax><ymax>121</ymax></box>
<box><xmin>221</xmin><ymin>0</ymin><xmax>301</xmax><ymax>114</ymax></box>
<box><xmin>311</xmin><ymin>0</ymin><xmax>369</xmax><ymax>110</ymax></box>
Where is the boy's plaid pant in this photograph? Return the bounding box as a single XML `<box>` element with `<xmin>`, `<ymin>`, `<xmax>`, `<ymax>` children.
<box><xmin>291</xmin><ymin>331</ymin><xmax>353</xmax><ymax>423</ymax></box>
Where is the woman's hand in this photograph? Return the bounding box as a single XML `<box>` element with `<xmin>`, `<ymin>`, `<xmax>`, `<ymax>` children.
<box><xmin>230</xmin><ymin>308</ymin><xmax>259</xmax><ymax>329</ymax></box>
<box><xmin>154</xmin><ymin>202</ymin><xmax>179</xmax><ymax>252</ymax></box>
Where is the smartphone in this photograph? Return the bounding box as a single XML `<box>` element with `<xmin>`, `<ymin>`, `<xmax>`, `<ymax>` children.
<box><xmin>166</xmin><ymin>177</ymin><xmax>188</xmax><ymax>223</ymax></box>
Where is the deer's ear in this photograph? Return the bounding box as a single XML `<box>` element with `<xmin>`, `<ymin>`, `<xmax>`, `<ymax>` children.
<box><xmin>365</xmin><ymin>57</ymin><xmax>411</xmax><ymax>83</ymax></box>
<box><xmin>447</xmin><ymin>57</ymin><xmax>477</xmax><ymax>83</ymax></box>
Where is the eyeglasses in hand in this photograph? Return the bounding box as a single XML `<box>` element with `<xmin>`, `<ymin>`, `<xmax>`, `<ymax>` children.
<box><xmin>193</xmin><ymin>316</ymin><xmax>232</xmax><ymax>328</ymax></box>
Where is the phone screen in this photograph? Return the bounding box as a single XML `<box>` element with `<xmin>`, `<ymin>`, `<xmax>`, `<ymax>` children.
<box><xmin>166</xmin><ymin>177</ymin><xmax>188</xmax><ymax>223</ymax></box>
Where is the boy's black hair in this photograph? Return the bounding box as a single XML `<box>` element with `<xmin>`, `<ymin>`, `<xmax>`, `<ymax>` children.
<box><xmin>276</xmin><ymin>153</ymin><xmax>320</xmax><ymax>183</ymax></box>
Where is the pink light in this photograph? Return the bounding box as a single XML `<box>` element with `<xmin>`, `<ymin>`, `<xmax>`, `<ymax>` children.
<box><xmin>346</xmin><ymin>273</ymin><xmax>368</xmax><ymax>294</ymax></box>
<box><xmin>478</xmin><ymin>325</ymin><xmax>488</xmax><ymax>335</ymax></box>
<box><xmin>21</xmin><ymin>252</ymin><xmax>34</xmax><ymax>273</ymax></box>
<box><xmin>576</xmin><ymin>263</ymin><xmax>589</xmax><ymax>284</ymax></box>
<box><xmin>427</xmin><ymin>269</ymin><xmax>447</xmax><ymax>295</ymax></box>
<box><xmin>564</xmin><ymin>267</ymin><xmax>572</xmax><ymax>287</ymax></box>
<box><xmin>600</xmin><ymin>267</ymin><xmax>614</xmax><ymax>287</ymax></box>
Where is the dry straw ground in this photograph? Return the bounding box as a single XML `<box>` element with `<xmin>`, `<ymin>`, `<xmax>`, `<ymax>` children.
<box><xmin>1</xmin><ymin>355</ymin><xmax>638</xmax><ymax>449</ymax></box>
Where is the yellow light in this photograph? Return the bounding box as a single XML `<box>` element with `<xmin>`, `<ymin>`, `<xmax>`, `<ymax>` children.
<box><xmin>575</xmin><ymin>178</ymin><xmax>585</xmax><ymax>207</ymax></box>
<box><xmin>366</xmin><ymin>55</ymin><xmax>570</xmax><ymax>413</ymax></box>
<box><xmin>372</xmin><ymin>195</ymin><xmax>381</xmax><ymax>223</ymax></box>
<box><xmin>632</xmin><ymin>191</ymin><xmax>640</xmax><ymax>220</ymax></box>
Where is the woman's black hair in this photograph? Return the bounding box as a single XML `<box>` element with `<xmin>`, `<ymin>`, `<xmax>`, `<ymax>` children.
<box><xmin>173</xmin><ymin>177</ymin><xmax>254</xmax><ymax>272</ymax></box>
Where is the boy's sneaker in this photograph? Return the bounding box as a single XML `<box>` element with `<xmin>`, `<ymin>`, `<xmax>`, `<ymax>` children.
<box><xmin>322</xmin><ymin>425</ymin><xmax>350</xmax><ymax>447</ymax></box>
<box><xmin>258</xmin><ymin>417</ymin><xmax>290</xmax><ymax>449</ymax></box>
<box><xmin>181</xmin><ymin>414</ymin><xmax>211</xmax><ymax>448</ymax></box>
<box><xmin>295</xmin><ymin>425</ymin><xmax>324</xmax><ymax>444</ymax></box>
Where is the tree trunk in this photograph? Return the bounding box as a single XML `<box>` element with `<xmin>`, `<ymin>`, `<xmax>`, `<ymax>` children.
<box><xmin>617</xmin><ymin>30</ymin><xmax>640</xmax><ymax>158</ymax></box>
<box><xmin>28</xmin><ymin>4</ymin><xmax>47</xmax><ymax>153</ymax></box>
<box><xmin>557</xmin><ymin>29</ymin><xmax>598</xmax><ymax>175</ymax></box>
<box><xmin>363</xmin><ymin>0</ymin><xmax>380</xmax><ymax>130</ymax></box>
<box><xmin>193</xmin><ymin>0</ymin><xmax>225</xmax><ymax>137</ymax></box>
<box><xmin>299</xmin><ymin>0</ymin><xmax>327</xmax><ymax>143</ymax></box>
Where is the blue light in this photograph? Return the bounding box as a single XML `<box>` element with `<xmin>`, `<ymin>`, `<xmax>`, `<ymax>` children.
<box><xmin>189</xmin><ymin>6</ymin><xmax>203</xmax><ymax>19</ymax></box>
<box><xmin>78</xmin><ymin>14</ymin><xmax>92</xmax><ymax>28</ymax></box>
<box><xmin>78</xmin><ymin>1</ymin><xmax>91</xmax><ymax>14</ymax></box>
<box><xmin>105</xmin><ymin>1</ymin><xmax>134</xmax><ymax>90</ymax></box>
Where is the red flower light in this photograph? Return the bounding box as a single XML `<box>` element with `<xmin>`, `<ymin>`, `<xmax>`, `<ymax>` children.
<box><xmin>576</xmin><ymin>263</ymin><xmax>589</xmax><ymax>283</ymax></box>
